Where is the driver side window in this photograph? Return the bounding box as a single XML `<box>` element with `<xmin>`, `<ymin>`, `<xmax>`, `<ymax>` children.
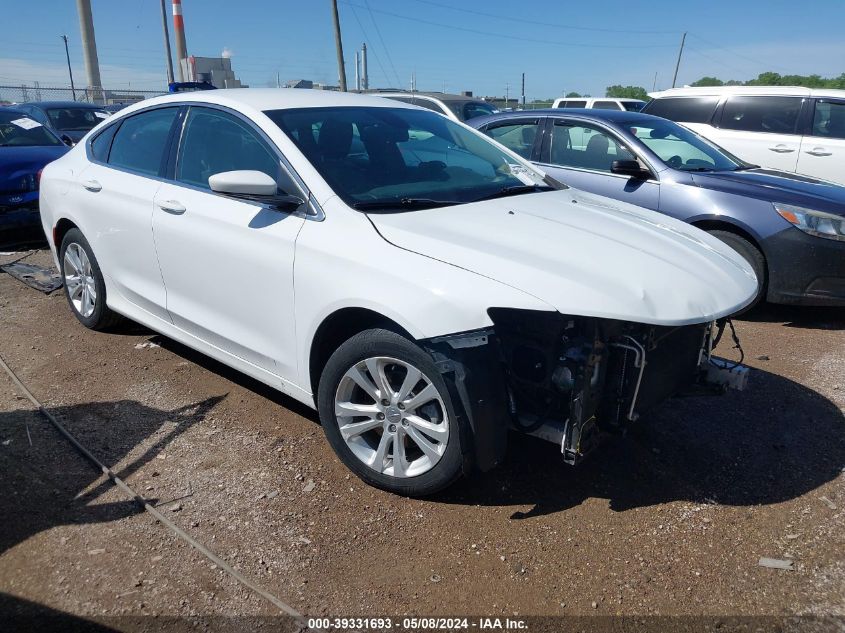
<box><xmin>176</xmin><ymin>107</ymin><xmax>291</xmax><ymax>192</ymax></box>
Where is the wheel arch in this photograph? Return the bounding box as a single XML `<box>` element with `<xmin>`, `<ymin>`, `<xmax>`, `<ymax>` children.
<box><xmin>308</xmin><ymin>307</ymin><xmax>414</xmax><ymax>396</ymax></box>
<box><xmin>691</xmin><ymin>218</ymin><xmax>767</xmax><ymax>260</ymax></box>
<box><xmin>53</xmin><ymin>217</ymin><xmax>79</xmax><ymax>252</ymax></box>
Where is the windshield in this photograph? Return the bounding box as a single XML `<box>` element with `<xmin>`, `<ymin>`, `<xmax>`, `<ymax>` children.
<box><xmin>46</xmin><ymin>107</ymin><xmax>108</xmax><ymax>132</ymax></box>
<box><xmin>460</xmin><ymin>101</ymin><xmax>498</xmax><ymax>121</ymax></box>
<box><xmin>265</xmin><ymin>106</ymin><xmax>553</xmax><ymax>210</ymax></box>
<box><xmin>626</xmin><ymin>119</ymin><xmax>748</xmax><ymax>171</ymax></box>
<box><xmin>0</xmin><ymin>112</ymin><xmax>63</xmax><ymax>147</ymax></box>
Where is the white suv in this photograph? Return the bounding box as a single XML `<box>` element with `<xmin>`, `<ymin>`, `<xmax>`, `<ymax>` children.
<box><xmin>645</xmin><ymin>86</ymin><xmax>845</xmax><ymax>186</ymax></box>
<box><xmin>552</xmin><ymin>97</ymin><xmax>646</xmax><ymax>111</ymax></box>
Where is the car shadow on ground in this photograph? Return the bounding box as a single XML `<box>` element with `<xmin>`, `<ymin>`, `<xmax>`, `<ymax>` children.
<box><xmin>142</xmin><ymin>330</ymin><xmax>845</xmax><ymax>521</ymax></box>
<box><xmin>740</xmin><ymin>303</ymin><xmax>845</xmax><ymax>330</ymax></box>
<box><xmin>438</xmin><ymin>366</ymin><xmax>845</xmax><ymax>518</ymax></box>
<box><xmin>0</xmin><ymin>395</ymin><xmax>224</xmax><ymax>557</ymax></box>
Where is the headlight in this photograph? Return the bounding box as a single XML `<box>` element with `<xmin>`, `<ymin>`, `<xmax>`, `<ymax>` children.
<box><xmin>774</xmin><ymin>203</ymin><xmax>845</xmax><ymax>242</ymax></box>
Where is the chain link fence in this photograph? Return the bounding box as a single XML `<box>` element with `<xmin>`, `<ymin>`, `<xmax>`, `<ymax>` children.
<box><xmin>0</xmin><ymin>85</ymin><xmax>166</xmax><ymax>106</ymax></box>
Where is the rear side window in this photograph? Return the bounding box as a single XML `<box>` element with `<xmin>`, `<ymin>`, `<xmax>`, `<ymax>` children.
<box><xmin>622</xmin><ymin>101</ymin><xmax>645</xmax><ymax>111</ymax></box>
<box><xmin>108</xmin><ymin>108</ymin><xmax>178</xmax><ymax>176</ymax></box>
<box><xmin>643</xmin><ymin>97</ymin><xmax>719</xmax><ymax>123</ymax></box>
<box><xmin>593</xmin><ymin>101</ymin><xmax>621</xmax><ymax>110</ymax></box>
<box><xmin>810</xmin><ymin>100</ymin><xmax>845</xmax><ymax>140</ymax></box>
<box><xmin>558</xmin><ymin>100</ymin><xmax>587</xmax><ymax>109</ymax></box>
<box><xmin>719</xmin><ymin>96</ymin><xmax>802</xmax><ymax>134</ymax></box>
<box><xmin>485</xmin><ymin>120</ymin><xmax>540</xmax><ymax>159</ymax></box>
<box><xmin>90</xmin><ymin>123</ymin><xmax>118</xmax><ymax>162</ymax></box>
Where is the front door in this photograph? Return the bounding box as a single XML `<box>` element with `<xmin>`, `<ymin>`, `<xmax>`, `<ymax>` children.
<box><xmin>151</xmin><ymin>106</ymin><xmax>306</xmax><ymax>380</ymax></box>
<box><xmin>537</xmin><ymin>119</ymin><xmax>660</xmax><ymax>211</ymax></box>
<box><xmin>797</xmin><ymin>99</ymin><xmax>845</xmax><ymax>186</ymax></box>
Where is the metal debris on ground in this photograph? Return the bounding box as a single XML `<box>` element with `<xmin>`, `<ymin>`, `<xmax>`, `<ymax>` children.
<box><xmin>134</xmin><ymin>341</ymin><xmax>161</xmax><ymax>350</ymax></box>
<box><xmin>758</xmin><ymin>557</ymin><xmax>794</xmax><ymax>570</ymax></box>
<box><xmin>818</xmin><ymin>496</ymin><xmax>837</xmax><ymax>510</ymax></box>
<box><xmin>0</xmin><ymin>262</ymin><xmax>63</xmax><ymax>293</ymax></box>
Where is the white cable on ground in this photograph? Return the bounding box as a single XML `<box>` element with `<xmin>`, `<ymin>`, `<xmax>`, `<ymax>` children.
<box><xmin>0</xmin><ymin>352</ymin><xmax>309</xmax><ymax>626</ymax></box>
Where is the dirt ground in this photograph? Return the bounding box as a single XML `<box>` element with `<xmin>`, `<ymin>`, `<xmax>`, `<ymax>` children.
<box><xmin>0</xmin><ymin>248</ymin><xmax>843</xmax><ymax>630</ymax></box>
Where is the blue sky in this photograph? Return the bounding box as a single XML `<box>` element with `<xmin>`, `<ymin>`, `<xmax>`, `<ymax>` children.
<box><xmin>1</xmin><ymin>0</ymin><xmax>842</xmax><ymax>98</ymax></box>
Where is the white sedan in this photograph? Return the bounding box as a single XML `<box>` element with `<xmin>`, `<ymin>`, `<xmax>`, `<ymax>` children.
<box><xmin>39</xmin><ymin>89</ymin><xmax>756</xmax><ymax>496</ymax></box>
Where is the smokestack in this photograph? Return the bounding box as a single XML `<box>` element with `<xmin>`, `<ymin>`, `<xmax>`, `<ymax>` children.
<box><xmin>172</xmin><ymin>0</ymin><xmax>188</xmax><ymax>81</ymax></box>
<box><xmin>361</xmin><ymin>43</ymin><xmax>368</xmax><ymax>90</ymax></box>
<box><xmin>75</xmin><ymin>0</ymin><xmax>102</xmax><ymax>95</ymax></box>
<box><xmin>354</xmin><ymin>50</ymin><xmax>360</xmax><ymax>91</ymax></box>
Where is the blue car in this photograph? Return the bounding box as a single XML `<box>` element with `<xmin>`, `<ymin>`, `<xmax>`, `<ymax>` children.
<box><xmin>470</xmin><ymin>109</ymin><xmax>845</xmax><ymax>307</ymax></box>
<box><xmin>1</xmin><ymin>108</ymin><xmax>69</xmax><ymax>242</ymax></box>
<box><xmin>14</xmin><ymin>101</ymin><xmax>109</xmax><ymax>145</ymax></box>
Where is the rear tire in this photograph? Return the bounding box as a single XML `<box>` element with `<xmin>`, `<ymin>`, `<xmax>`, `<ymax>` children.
<box><xmin>59</xmin><ymin>228</ymin><xmax>123</xmax><ymax>331</ymax></box>
<box><xmin>708</xmin><ymin>230</ymin><xmax>766</xmax><ymax>312</ymax></box>
<box><xmin>317</xmin><ymin>328</ymin><xmax>464</xmax><ymax>496</ymax></box>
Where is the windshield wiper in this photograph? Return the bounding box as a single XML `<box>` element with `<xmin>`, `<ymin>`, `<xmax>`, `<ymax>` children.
<box><xmin>471</xmin><ymin>184</ymin><xmax>554</xmax><ymax>203</ymax></box>
<box><xmin>352</xmin><ymin>197</ymin><xmax>460</xmax><ymax>212</ymax></box>
<box><xmin>731</xmin><ymin>164</ymin><xmax>759</xmax><ymax>171</ymax></box>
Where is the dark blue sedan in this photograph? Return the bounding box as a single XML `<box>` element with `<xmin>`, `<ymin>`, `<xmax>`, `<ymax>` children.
<box><xmin>14</xmin><ymin>101</ymin><xmax>109</xmax><ymax>145</ymax></box>
<box><xmin>471</xmin><ymin>109</ymin><xmax>845</xmax><ymax>307</ymax></box>
<box><xmin>1</xmin><ymin>109</ymin><xmax>69</xmax><ymax>242</ymax></box>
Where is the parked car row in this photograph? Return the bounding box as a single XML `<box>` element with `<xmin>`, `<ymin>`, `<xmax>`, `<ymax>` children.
<box><xmin>39</xmin><ymin>89</ymin><xmax>757</xmax><ymax>495</ymax></box>
<box><xmin>471</xmin><ymin>108</ymin><xmax>845</xmax><ymax>307</ymax></box>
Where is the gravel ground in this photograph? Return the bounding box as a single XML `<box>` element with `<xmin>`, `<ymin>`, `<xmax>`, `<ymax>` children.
<box><xmin>0</xmin><ymin>248</ymin><xmax>843</xmax><ymax>630</ymax></box>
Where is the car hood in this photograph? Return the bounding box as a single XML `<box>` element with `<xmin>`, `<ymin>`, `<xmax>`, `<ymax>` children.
<box><xmin>368</xmin><ymin>189</ymin><xmax>758</xmax><ymax>326</ymax></box>
<box><xmin>0</xmin><ymin>145</ymin><xmax>68</xmax><ymax>192</ymax></box>
<box><xmin>691</xmin><ymin>168</ymin><xmax>845</xmax><ymax>216</ymax></box>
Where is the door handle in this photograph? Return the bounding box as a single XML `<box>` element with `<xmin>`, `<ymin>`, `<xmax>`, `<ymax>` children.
<box><xmin>81</xmin><ymin>179</ymin><xmax>102</xmax><ymax>192</ymax></box>
<box><xmin>768</xmin><ymin>145</ymin><xmax>795</xmax><ymax>153</ymax></box>
<box><xmin>805</xmin><ymin>147</ymin><xmax>832</xmax><ymax>157</ymax></box>
<box><xmin>157</xmin><ymin>200</ymin><xmax>186</xmax><ymax>214</ymax></box>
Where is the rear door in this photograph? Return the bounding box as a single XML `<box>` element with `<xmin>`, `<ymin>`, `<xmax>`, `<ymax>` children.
<box><xmin>536</xmin><ymin>118</ymin><xmax>660</xmax><ymax>210</ymax></box>
<box><xmin>73</xmin><ymin>106</ymin><xmax>179</xmax><ymax>321</ymax></box>
<box><xmin>710</xmin><ymin>95</ymin><xmax>805</xmax><ymax>171</ymax></box>
<box><xmin>796</xmin><ymin>98</ymin><xmax>845</xmax><ymax>185</ymax></box>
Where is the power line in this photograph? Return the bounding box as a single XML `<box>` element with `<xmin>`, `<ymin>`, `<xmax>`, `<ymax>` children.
<box><xmin>348</xmin><ymin>3</ymin><xmax>394</xmax><ymax>87</ymax></box>
<box><xmin>404</xmin><ymin>0</ymin><xmax>679</xmax><ymax>34</ymax></box>
<box><xmin>364</xmin><ymin>0</ymin><xmax>402</xmax><ymax>88</ymax></box>
<box><xmin>337</xmin><ymin>1</ymin><xmax>677</xmax><ymax>49</ymax></box>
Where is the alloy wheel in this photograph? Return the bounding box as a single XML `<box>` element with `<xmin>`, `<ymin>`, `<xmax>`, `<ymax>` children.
<box><xmin>63</xmin><ymin>243</ymin><xmax>97</xmax><ymax>318</ymax></box>
<box><xmin>334</xmin><ymin>356</ymin><xmax>449</xmax><ymax>478</ymax></box>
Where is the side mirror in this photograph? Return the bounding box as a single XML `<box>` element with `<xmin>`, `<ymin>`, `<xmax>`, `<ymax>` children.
<box><xmin>611</xmin><ymin>159</ymin><xmax>651</xmax><ymax>179</ymax></box>
<box><xmin>208</xmin><ymin>170</ymin><xmax>304</xmax><ymax>211</ymax></box>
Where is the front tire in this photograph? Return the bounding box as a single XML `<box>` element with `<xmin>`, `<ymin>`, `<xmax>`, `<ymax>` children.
<box><xmin>317</xmin><ymin>329</ymin><xmax>464</xmax><ymax>496</ymax></box>
<box><xmin>60</xmin><ymin>228</ymin><xmax>122</xmax><ymax>330</ymax></box>
<box><xmin>708</xmin><ymin>230</ymin><xmax>767</xmax><ymax>312</ymax></box>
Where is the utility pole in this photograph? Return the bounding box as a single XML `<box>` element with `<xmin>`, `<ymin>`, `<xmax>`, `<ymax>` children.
<box><xmin>505</xmin><ymin>82</ymin><xmax>509</xmax><ymax>108</ymax></box>
<box><xmin>158</xmin><ymin>0</ymin><xmax>175</xmax><ymax>85</ymax></box>
<box><xmin>652</xmin><ymin>71</ymin><xmax>658</xmax><ymax>92</ymax></box>
<box><xmin>521</xmin><ymin>72</ymin><xmax>525</xmax><ymax>107</ymax></box>
<box><xmin>672</xmin><ymin>31</ymin><xmax>686</xmax><ymax>89</ymax></box>
<box><xmin>60</xmin><ymin>35</ymin><xmax>76</xmax><ymax>101</ymax></box>
<box><xmin>75</xmin><ymin>0</ymin><xmax>102</xmax><ymax>100</ymax></box>
<box><xmin>330</xmin><ymin>0</ymin><xmax>348</xmax><ymax>91</ymax></box>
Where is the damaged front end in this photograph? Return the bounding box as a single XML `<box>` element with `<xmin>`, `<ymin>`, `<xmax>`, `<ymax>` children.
<box><xmin>424</xmin><ymin>309</ymin><xmax>748</xmax><ymax>471</ymax></box>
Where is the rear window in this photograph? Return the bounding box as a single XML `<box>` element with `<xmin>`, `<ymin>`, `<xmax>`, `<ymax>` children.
<box><xmin>461</xmin><ymin>101</ymin><xmax>498</xmax><ymax>121</ymax></box>
<box><xmin>622</xmin><ymin>101</ymin><xmax>646</xmax><ymax>111</ymax></box>
<box><xmin>718</xmin><ymin>96</ymin><xmax>803</xmax><ymax>135</ymax></box>
<box><xmin>643</xmin><ymin>97</ymin><xmax>719</xmax><ymax>124</ymax></box>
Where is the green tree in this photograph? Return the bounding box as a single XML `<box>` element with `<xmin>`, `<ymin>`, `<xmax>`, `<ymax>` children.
<box><xmin>691</xmin><ymin>76</ymin><xmax>724</xmax><ymax>87</ymax></box>
<box><xmin>605</xmin><ymin>85</ymin><xmax>648</xmax><ymax>100</ymax></box>
<box><xmin>565</xmin><ymin>91</ymin><xmax>582</xmax><ymax>98</ymax></box>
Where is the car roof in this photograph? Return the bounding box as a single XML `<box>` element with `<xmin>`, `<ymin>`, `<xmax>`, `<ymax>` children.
<box><xmin>470</xmin><ymin>108</ymin><xmax>662</xmax><ymax>127</ymax></box>
<box><xmin>112</xmin><ymin>88</ymin><xmax>419</xmax><ymax>118</ymax></box>
<box><xmin>556</xmin><ymin>97</ymin><xmax>644</xmax><ymax>103</ymax></box>
<box><xmin>22</xmin><ymin>101</ymin><xmax>107</xmax><ymax>109</ymax></box>
<box><xmin>649</xmin><ymin>86</ymin><xmax>845</xmax><ymax>99</ymax></box>
<box><xmin>368</xmin><ymin>91</ymin><xmax>491</xmax><ymax>104</ymax></box>
<box><xmin>1</xmin><ymin>107</ymin><xmax>28</xmax><ymax>117</ymax></box>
